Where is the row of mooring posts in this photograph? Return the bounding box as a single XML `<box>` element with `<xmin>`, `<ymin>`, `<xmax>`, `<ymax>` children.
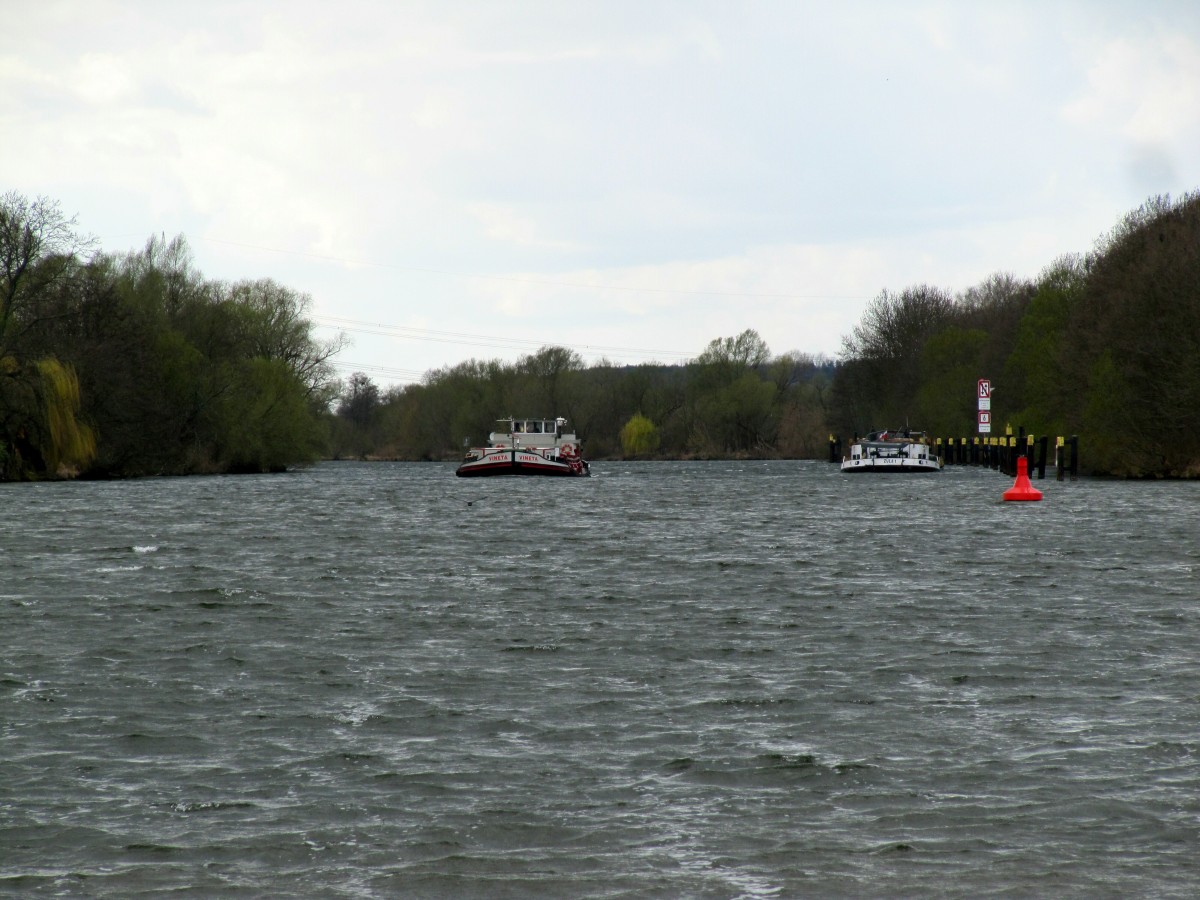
<box><xmin>828</xmin><ymin>431</ymin><xmax>1080</xmax><ymax>480</ymax></box>
<box><xmin>933</xmin><ymin>430</ymin><xmax>1079</xmax><ymax>480</ymax></box>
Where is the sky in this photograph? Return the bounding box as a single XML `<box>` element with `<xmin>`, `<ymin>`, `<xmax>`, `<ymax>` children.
<box><xmin>4</xmin><ymin>1</ymin><xmax>1200</xmax><ymax>388</ymax></box>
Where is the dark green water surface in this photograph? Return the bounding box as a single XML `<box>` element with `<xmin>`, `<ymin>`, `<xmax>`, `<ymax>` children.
<box><xmin>3</xmin><ymin>461</ymin><xmax>1198</xmax><ymax>897</ymax></box>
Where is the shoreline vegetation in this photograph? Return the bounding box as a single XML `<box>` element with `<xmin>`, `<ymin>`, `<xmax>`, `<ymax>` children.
<box><xmin>3</xmin><ymin>189</ymin><xmax>1199</xmax><ymax>481</ymax></box>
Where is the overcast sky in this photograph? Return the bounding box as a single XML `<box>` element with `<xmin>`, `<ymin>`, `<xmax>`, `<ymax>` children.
<box><xmin>5</xmin><ymin>1</ymin><xmax>1199</xmax><ymax>386</ymax></box>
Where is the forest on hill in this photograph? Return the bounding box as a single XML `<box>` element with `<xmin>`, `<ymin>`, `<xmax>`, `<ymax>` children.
<box><xmin>2</xmin><ymin>189</ymin><xmax>1199</xmax><ymax>480</ymax></box>
<box><xmin>0</xmin><ymin>191</ymin><xmax>344</xmax><ymax>479</ymax></box>
<box><xmin>333</xmin><ymin>190</ymin><xmax>1200</xmax><ymax>478</ymax></box>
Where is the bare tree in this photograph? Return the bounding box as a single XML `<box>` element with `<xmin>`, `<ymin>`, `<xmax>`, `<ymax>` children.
<box><xmin>841</xmin><ymin>285</ymin><xmax>954</xmax><ymax>362</ymax></box>
<box><xmin>0</xmin><ymin>192</ymin><xmax>94</xmax><ymax>351</ymax></box>
<box><xmin>337</xmin><ymin>372</ymin><xmax>381</xmax><ymax>427</ymax></box>
<box><xmin>837</xmin><ymin>285</ymin><xmax>954</xmax><ymax>429</ymax></box>
<box><xmin>518</xmin><ymin>345</ymin><xmax>584</xmax><ymax>413</ymax></box>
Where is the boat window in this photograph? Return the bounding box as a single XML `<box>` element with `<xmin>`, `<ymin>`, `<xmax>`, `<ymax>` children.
<box><xmin>528</xmin><ymin>421</ymin><xmax>542</xmax><ymax>433</ymax></box>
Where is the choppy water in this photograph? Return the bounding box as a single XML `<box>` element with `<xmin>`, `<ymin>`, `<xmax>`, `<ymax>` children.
<box><xmin>3</xmin><ymin>461</ymin><xmax>1199</xmax><ymax>898</ymax></box>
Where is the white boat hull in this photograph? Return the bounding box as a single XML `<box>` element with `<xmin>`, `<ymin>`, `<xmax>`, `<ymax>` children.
<box><xmin>840</xmin><ymin>456</ymin><xmax>941</xmax><ymax>473</ymax></box>
<box><xmin>840</xmin><ymin>431</ymin><xmax>942</xmax><ymax>473</ymax></box>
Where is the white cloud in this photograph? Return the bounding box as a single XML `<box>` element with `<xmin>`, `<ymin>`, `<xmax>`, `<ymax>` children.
<box><xmin>4</xmin><ymin>1</ymin><xmax>1198</xmax><ymax>384</ymax></box>
<box><xmin>1063</xmin><ymin>31</ymin><xmax>1200</xmax><ymax>141</ymax></box>
<box><xmin>468</xmin><ymin>203</ymin><xmax>584</xmax><ymax>254</ymax></box>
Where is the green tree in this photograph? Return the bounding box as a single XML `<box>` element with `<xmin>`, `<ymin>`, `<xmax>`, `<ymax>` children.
<box><xmin>218</xmin><ymin>357</ymin><xmax>326</xmax><ymax>472</ymax></box>
<box><xmin>1073</xmin><ymin>192</ymin><xmax>1200</xmax><ymax>473</ymax></box>
<box><xmin>915</xmin><ymin>327</ymin><xmax>988</xmax><ymax>436</ymax></box>
<box><xmin>774</xmin><ymin>355</ymin><xmax>834</xmax><ymax>457</ymax></box>
<box><xmin>619</xmin><ymin>412</ymin><xmax>660</xmax><ymax>456</ymax></box>
<box><xmin>1081</xmin><ymin>350</ymin><xmax>1143</xmax><ymax>475</ymax></box>
<box><xmin>956</xmin><ymin>271</ymin><xmax>1036</xmax><ymax>381</ymax></box>
<box><xmin>223</xmin><ymin>278</ymin><xmax>345</xmax><ymax>396</ymax></box>
<box><xmin>693</xmin><ymin>329</ymin><xmax>770</xmax><ymax>389</ymax></box>
<box><xmin>1002</xmin><ymin>254</ymin><xmax>1087</xmax><ymax>438</ymax></box>
<box><xmin>693</xmin><ymin>372</ymin><xmax>777</xmax><ymax>454</ymax></box>
<box><xmin>687</xmin><ymin>330</ymin><xmax>776</xmax><ymax>454</ymax></box>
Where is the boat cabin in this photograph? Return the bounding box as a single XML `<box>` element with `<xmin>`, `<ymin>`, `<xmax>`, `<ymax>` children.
<box><xmin>487</xmin><ymin>417</ymin><xmax>575</xmax><ymax>450</ymax></box>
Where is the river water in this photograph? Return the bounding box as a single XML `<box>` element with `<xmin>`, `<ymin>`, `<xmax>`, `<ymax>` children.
<box><xmin>3</xmin><ymin>461</ymin><xmax>1199</xmax><ymax>898</ymax></box>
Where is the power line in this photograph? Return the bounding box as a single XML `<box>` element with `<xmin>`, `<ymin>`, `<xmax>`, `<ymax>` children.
<box><xmin>313</xmin><ymin>315</ymin><xmax>698</xmax><ymax>361</ymax></box>
<box><xmin>331</xmin><ymin>361</ymin><xmax>427</xmax><ymax>382</ymax></box>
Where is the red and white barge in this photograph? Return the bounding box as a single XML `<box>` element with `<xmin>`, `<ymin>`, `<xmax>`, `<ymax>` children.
<box><xmin>456</xmin><ymin>417</ymin><xmax>590</xmax><ymax>478</ymax></box>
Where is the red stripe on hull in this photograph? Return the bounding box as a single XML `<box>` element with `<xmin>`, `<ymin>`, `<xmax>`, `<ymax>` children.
<box><xmin>456</xmin><ymin>457</ymin><xmax>586</xmax><ymax>477</ymax></box>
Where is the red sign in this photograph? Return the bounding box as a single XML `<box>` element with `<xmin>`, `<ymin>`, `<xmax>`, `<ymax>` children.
<box><xmin>978</xmin><ymin>379</ymin><xmax>991</xmax><ymax>399</ymax></box>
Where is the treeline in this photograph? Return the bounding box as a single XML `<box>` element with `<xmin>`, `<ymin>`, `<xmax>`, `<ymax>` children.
<box><xmin>0</xmin><ymin>191</ymin><xmax>343</xmax><ymax>479</ymax></box>
<box><xmin>832</xmin><ymin>191</ymin><xmax>1200</xmax><ymax>477</ymax></box>
<box><xmin>333</xmin><ymin>191</ymin><xmax>1200</xmax><ymax>477</ymax></box>
<box><xmin>5</xmin><ymin>189</ymin><xmax>1200</xmax><ymax>479</ymax></box>
<box><xmin>329</xmin><ymin>335</ymin><xmax>836</xmax><ymax>461</ymax></box>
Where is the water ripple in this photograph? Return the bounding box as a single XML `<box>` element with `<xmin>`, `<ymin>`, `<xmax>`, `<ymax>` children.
<box><xmin>2</xmin><ymin>462</ymin><xmax>1199</xmax><ymax>897</ymax></box>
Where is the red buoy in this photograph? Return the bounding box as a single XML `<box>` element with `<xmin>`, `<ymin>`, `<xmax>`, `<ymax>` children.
<box><xmin>1003</xmin><ymin>456</ymin><xmax>1043</xmax><ymax>502</ymax></box>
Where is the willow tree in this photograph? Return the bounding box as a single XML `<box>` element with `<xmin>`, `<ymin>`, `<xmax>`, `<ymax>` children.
<box><xmin>34</xmin><ymin>358</ymin><xmax>95</xmax><ymax>474</ymax></box>
<box><xmin>619</xmin><ymin>412</ymin><xmax>660</xmax><ymax>456</ymax></box>
<box><xmin>0</xmin><ymin>356</ymin><xmax>95</xmax><ymax>478</ymax></box>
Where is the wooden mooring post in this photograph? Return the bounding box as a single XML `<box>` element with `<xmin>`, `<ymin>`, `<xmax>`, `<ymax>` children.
<box><xmin>1055</xmin><ymin>435</ymin><xmax>1079</xmax><ymax>481</ymax></box>
<box><xmin>1033</xmin><ymin>434</ymin><xmax>1048</xmax><ymax>479</ymax></box>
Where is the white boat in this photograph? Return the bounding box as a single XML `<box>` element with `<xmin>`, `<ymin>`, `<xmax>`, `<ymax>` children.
<box><xmin>456</xmin><ymin>417</ymin><xmax>590</xmax><ymax>477</ymax></box>
<box><xmin>840</xmin><ymin>430</ymin><xmax>942</xmax><ymax>473</ymax></box>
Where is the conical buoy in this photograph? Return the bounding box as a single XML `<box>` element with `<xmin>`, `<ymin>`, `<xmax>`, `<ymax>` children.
<box><xmin>1003</xmin><ymin>456</ymin><xmax>1043</xmax><ymax>501</ymax></box>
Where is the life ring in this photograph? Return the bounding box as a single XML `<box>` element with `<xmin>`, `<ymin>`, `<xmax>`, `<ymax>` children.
<box><xmin>560</xmin><ymin>442</ymin><xmax>575</xmax><ymax>456</ymax></box>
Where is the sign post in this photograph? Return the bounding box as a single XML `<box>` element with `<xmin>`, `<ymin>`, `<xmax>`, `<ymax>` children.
<box><xmin>977</xmin><ymin>379</ymin><xmax>992</xmax><ymax>434</ymax></box>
